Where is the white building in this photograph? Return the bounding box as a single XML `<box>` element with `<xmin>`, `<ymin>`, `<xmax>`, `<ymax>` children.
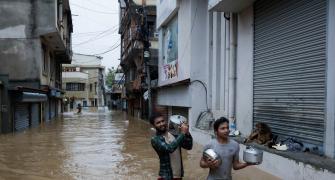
<box><xmin>62</xmin><ymin>53</ymin><xmax>105</xmax><ymax>110</ymax></box>
<box><xmin>156</xmin><ymin>0</ymin><xmax>335</xmax><ymax>179</ymax></box>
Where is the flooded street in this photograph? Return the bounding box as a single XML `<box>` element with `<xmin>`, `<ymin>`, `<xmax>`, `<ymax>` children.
<box><xmin>0</xmin><ymin>111</ymin><xmax>279</xmax><ymax>180</ymax></box>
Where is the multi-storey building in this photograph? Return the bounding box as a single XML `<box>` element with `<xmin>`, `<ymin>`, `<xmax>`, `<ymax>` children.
<box><xmin>62</xmin><ymin>53</ymin><xmax>105</xmax><ymax>111</ymax></box>
<box><xmin>156</xmin><ymin>0</ymin><xmax>335</xmax><ymax>179</ymax></box>
<box><xmin>118</xmin><ymin>0</ymin><xmax>158</xmax><ymax>119</ymax></box>
<box><xmin>0</xmin><ymin>0</ymin><xmax>72</xmax><ymax>132</ymax></box>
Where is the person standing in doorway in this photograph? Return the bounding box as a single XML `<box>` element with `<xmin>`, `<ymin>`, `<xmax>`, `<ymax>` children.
<box><xmin>200</xmin><ymin>117</ymin><xmax>252</xmax><ymax>180</ymax></box>
<box><xmin>150</xmin><ymin>112</ymin><xmax>193</xmax><ymax>180</ymax></box>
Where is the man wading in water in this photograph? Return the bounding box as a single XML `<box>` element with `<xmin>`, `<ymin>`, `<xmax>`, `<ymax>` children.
<box><xmin>150</xmin><ymin>113</ymin><xmax>193</xmax><ymax>180</ymax></box>
<box><xmin>200</xmin><ymin>117</ymin><xmax>252</xmax><ymax>180</ymax></box>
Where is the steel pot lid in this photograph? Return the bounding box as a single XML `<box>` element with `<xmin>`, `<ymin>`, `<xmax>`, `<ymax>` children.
<box><xmin>169</xmin><ymin>115</ymin><xmax>187</xmax><ymax>125</ymax></box>
<box><xmin>244</xmin><ymin>146</ymin><xmax>263</xmax><ymax>155</ymax></box>
<box><xmin>203</xmin><ymin>148</ymin><xmax>219</xmax><ymax>160</ymax></box>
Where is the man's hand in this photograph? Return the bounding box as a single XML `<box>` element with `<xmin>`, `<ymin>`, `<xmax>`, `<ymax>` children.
<box><xmin>206</xmin><ymin>158</ymin><xmax>220</xmax><ymax>169</ymax></box>
<box><xmin>180</xmin><ymin>123</ymin><xmax>189</xmax><ymax>134</ymax></box>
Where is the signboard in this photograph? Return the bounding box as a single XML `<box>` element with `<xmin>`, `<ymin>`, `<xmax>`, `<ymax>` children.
<box><xmin>114</xmin><ymin>73</ymin><xmax>124</xmax><ymax>81</ymax></box>
<box><xmin>143</xmin><ymin>90</ymin><xmax>149</xmax><ymax>100</ymax></box>
<box><xmin>162</xmin><ymin>16</ymin><xmax>178</xmax><ymax>81</ymax></box>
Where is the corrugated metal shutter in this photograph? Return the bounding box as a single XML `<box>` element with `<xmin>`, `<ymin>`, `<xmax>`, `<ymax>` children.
<box><xmin>15</xmin><ymin>103</ymin><xmax>30</xmax><ymax>131</ymax></box>
<box><xmin>253</xmin><ymin>0</ymin><xmax>327</xmax><ymax>146</ymax></box>
<box><xmin>50</xmin><ymin>99</ymin><xmax>55</xmax><ymax>119</ymax></box>
<box><xmin>31</xmin><ymin>103</ymin><xmax>40</xmax><ymax>127</ymax></box>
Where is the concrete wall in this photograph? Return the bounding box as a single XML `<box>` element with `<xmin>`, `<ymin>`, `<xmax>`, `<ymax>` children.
<box><xmin>235</xmin><ymin>6</ymin><xmax>254</xmax><ymax>136</ymax></box>
<box><xmin>189</xmin><ymin>0</ymin><xmax>210</xmax><ymax>132</ymax></box>
<box><xmin>0</xmin><ymin>1</ymin><xmax>41</xmax><ymax>83</ymax></box>
<box><xmin>0</xmin><ymin>0</ymin><xmax>59</xmax><ymax>84</ymax></box>
<box><xmin>238</xmin><ymin>144</ymin><xmax>335</xmax><ymax>180</ymax></box>
<box><xmin>157</xmin><ymin>0</ymin><xmax>192</xmax><ymax>106</ymax></box>
<box><xmin>157</xmin><ymin>0</ymin><xmax>191</xmax><ymax>86</ymax></box>
<box><xmin>157</xmin><ymin>85</ymin><xmax>190</xmax><ymax>107</ymax></box>
<box><xmin>325</xmin><ymin>0</ymin><xmax>335</xmax><ymax>158</ymax></box>
<box><xmin>35</xmin><ymin>0</ymin><xmax>57</xmax><ymax>35</ymax></box>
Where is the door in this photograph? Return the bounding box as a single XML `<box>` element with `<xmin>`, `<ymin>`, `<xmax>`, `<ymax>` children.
<box><xmin>30</xmin><ymin>103</ymin><xmax>40</xmax><ymax>127</ymax></box>
<box><xmin>15</xmin><ymin>103</ymin><xmax>30</xmax><ymax>131</ymax></box>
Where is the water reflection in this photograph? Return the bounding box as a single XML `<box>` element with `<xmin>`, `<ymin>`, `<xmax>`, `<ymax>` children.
<box><xmin>0</xmin><ymin>111</ymin><xmax>279</xmax><ymax>180</ymax></box>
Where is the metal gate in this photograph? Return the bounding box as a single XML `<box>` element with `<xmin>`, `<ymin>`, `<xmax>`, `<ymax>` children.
<box><xmin>253</xmin><ymin>0</ymin><xmax>327</xmax><ymax>146</ymax></box>
<box><xmin>15</xmin><ymin>103</ymin><xmax>30</xmax><ymax>131</ymax></box>
<box><xmin>31</xmin><ymin>103</ymin><xmax>40</xmax><ymax>127</ymax></box>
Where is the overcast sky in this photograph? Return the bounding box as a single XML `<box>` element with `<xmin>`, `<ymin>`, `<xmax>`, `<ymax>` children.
<box><xmin>70</xmin><ymin>0</ymin><xmax>120</xmax><ymax>70</ymax></box>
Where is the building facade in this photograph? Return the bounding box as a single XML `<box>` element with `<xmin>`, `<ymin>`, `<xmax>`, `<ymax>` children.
<box><xmin>62</xmin><ymin>53</ymin><xmax>105</xmax><ymax>111</ymax></box>
<box><xmin>118</xmin><ymin>0</ymin><xmax>158</xmax><ymax>119</ymax></box>
<box><xmin>157</xmin><ymin>0</ymin><xmax>335</xmax><ymax>179</ymax></box>
<box><xmin>0</xmin><ymin>0</ymin><xmax>72</xmax><ymax>133</ymax></box>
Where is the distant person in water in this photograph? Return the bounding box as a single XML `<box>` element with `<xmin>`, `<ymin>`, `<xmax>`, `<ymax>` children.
<box><xmin>76</xmin><ymin>103</ymin><xmax>82</xmax><ymax>113</ymax></box>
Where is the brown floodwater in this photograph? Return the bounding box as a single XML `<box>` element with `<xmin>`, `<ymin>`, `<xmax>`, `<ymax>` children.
<box><xmin>0</xmin><ymin>110</ymin><xmax>280</xmax><ymax>180</ymax></box>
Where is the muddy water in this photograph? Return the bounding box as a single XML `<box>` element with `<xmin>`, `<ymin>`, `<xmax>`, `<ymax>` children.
<box><xmin>0</xmin><ymin>111</ymin><xmax>280</xmax><ymax>180</ymax></box>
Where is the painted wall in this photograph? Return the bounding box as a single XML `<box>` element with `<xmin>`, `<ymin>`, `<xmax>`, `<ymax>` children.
<box><xmin>235</xmin><ymin>6</ymin><xmax>254</xmax><ymax>136</ymax></box>
<box><xmin>189</xmin><ymin>0</ymin><xmax>210</xmax><ymax>132</ymax></box>
<box><xmin>0</xmin><ymin>1</ymin><xmax>41</xmax><ymax>83</ymax></box>
<box><xmin>157</xmin><ymin>85</ymin><xmax>190</xmax><ymax>107</ymax></box>
<box><xmin>157</xmin><ymin>0</ymin><xmax>191</xmax><ymax>86</ymax></box>
<box><xmin>325</xmin><ymin>0</ymin><xmax>335</xmax><ymax>158</ymax></box>
<box><xmin>0</xmin><ymin>0</ymin><xmax>61</xmax><ymax>86</ymax></box>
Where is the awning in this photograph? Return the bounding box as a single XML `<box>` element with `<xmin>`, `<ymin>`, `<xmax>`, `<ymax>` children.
<box><xmin>17</xmin><ymin>92</ymin><xmax>48</xmax><ymax>102</ymax></box>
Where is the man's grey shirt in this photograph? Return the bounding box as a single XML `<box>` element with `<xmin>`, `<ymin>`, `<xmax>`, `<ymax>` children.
<box><xmin>203</xmin><ymin>139</ymin><xmax>240</xmax><ymax>180</ymax></box>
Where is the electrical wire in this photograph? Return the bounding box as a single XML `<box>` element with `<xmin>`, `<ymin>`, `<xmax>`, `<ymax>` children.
<box><xmin>71</xmin><ymin>3</ymin><xmax>118</xmax><ymax>15</ymax></box>
<box><xmin>86</xmin><ymin>0</ymin><xmax>116</xmax><ymax>12</ymax></box>
<box><xmin>73</xmin><ymin>27</ymin><xmax>118</xmax><ymax>46</ymax></box>
<box><xmin>93</xmin><ymin>44</ymin><xmax>120</xmax><ymax>56</ymax></box>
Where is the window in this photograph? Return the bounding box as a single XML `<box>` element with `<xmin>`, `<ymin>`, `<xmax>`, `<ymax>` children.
<box><xmin>66</xmin><ymin>83</ymin><xmax>85</xmax><ymax>91</ymax></box>
<box><xmin>90</xmin><ymin>84</ymin><xmax>93</xmax><ymax>92</ymax></box>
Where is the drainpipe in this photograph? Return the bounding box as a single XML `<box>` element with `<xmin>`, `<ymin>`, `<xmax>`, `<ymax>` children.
<box><xmin>228</xmin><ymin>13</ymin><xmax>237</xmax><ymax>125</ymax></box>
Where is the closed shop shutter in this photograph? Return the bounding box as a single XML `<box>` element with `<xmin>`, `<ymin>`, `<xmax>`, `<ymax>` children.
<box><xmin>31</xmin><ymin>103</ymin><xmax>40</xmax><ymax>127</ymax></box>
<box><xmin>15</xmin><ymin>103</ymin><xmax>30</xmax><ymax>131</ymax></box>
<box><xmin>44</xmin><ymin>101</ymin><xmax>50</xmax><ymax>122</ymax></box>
<box><xmin>50</xmin><ymin>99</ymin><xmax>55</xmax><ymax>119</ymax></box>
<box><xmin>253</xmin><ymin>0</ymin><xmax>327</xmax><ymax>146</ymax></box>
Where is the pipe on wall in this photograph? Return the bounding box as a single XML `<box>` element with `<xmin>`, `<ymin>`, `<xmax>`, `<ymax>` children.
<box><xmin>228</xmin><ymin>13</ymin><xmax>237</xmax><ymax>123</ymax></box>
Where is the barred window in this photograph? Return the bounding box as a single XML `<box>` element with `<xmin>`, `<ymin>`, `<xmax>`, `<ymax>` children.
<box><xmin>66</xmin><ymin>83</ymin><xmax>85</xmax><ymax>91</ymax></box>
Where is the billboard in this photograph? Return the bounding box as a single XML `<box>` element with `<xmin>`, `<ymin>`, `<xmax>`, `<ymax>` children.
<box><xmin>162</xmin><ymin>17</ymin><xmax>178</xmax><ymax>81</ymax></box>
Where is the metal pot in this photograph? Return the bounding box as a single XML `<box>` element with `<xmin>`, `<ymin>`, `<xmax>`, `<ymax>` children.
<box><xmin>243</xmin><ymin>146</ymin><xmax>263</xmax><ymax>164</ymax></box>
<box><xmin>203</xmin><ymin>148</ymin><xmax>221</xmax><ymax>162</ymax></box>
<box><xmin>168</xmin><ymin>115</ymin><xmax>187</xmax><ymax>134</ymax></box>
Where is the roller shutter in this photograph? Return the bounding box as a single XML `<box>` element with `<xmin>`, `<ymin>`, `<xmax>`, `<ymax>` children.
<box><xmin>31</xmin><ymin>103</ymin><xmax>40</xmax><ymax>127</ymax></box>
<box><xmin>15</xmin><ymin>103</ymin><xmax>30</xmax><ymax>131</ymax></box>
<box><xmin>253</xmin><ymin>0</ymin><xmax>327</xmax><ymax>146</ymax></box>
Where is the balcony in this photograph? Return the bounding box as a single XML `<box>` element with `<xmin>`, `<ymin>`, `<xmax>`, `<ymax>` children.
<box><xmin>62</xmin><ymin>72</ymin><xmax>88</xmax><ymax>80</ymax></box>
<box><xmin>208</xmin><ymin>0</ymin><xmax>256</xmax><ymax>12</ymax></box>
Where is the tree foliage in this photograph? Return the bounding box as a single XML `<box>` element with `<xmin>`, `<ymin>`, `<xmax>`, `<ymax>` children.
<box><xmin>105</xmin><ymin>67</ymin><xmax>116</xmax><ymax>89</ymax></box>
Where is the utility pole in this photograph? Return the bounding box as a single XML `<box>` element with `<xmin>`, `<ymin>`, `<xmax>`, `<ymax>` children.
<box><xmin>139</xmin><ymin>6</ymin><xmax>152</xmax><ymax>118</ymax></box>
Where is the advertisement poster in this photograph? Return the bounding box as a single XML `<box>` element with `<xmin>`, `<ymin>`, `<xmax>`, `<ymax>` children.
<box><xmin>163</xmin><ymin>17</ymin><xmax>178</xmax><ymax>81</ymax></box>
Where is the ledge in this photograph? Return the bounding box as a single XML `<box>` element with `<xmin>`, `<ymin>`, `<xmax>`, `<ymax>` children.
<box><xmin>231</xmin><ymin>136</ymin><xmax>335</xmax><ymax>174</ymax></box>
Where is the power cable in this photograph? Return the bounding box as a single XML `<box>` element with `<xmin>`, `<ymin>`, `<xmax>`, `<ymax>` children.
<box><xmin>86</xmin><ymin>0</ymin><xmax>116</xmax><ymax>12</ymax></box>
<box><xmin>93</xmin><ymin>44</ymin><xmax>120</xmax><ymax>56</ymax></box>
<box><xmin>73</xmin><ymin>27</ymin><xmax>118</xmax><ymax>46</ymax></box>
<box><xmin>71</xmin><ymin>3</ymin><xmax>118</xmax><ymax>14</ymax></box>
